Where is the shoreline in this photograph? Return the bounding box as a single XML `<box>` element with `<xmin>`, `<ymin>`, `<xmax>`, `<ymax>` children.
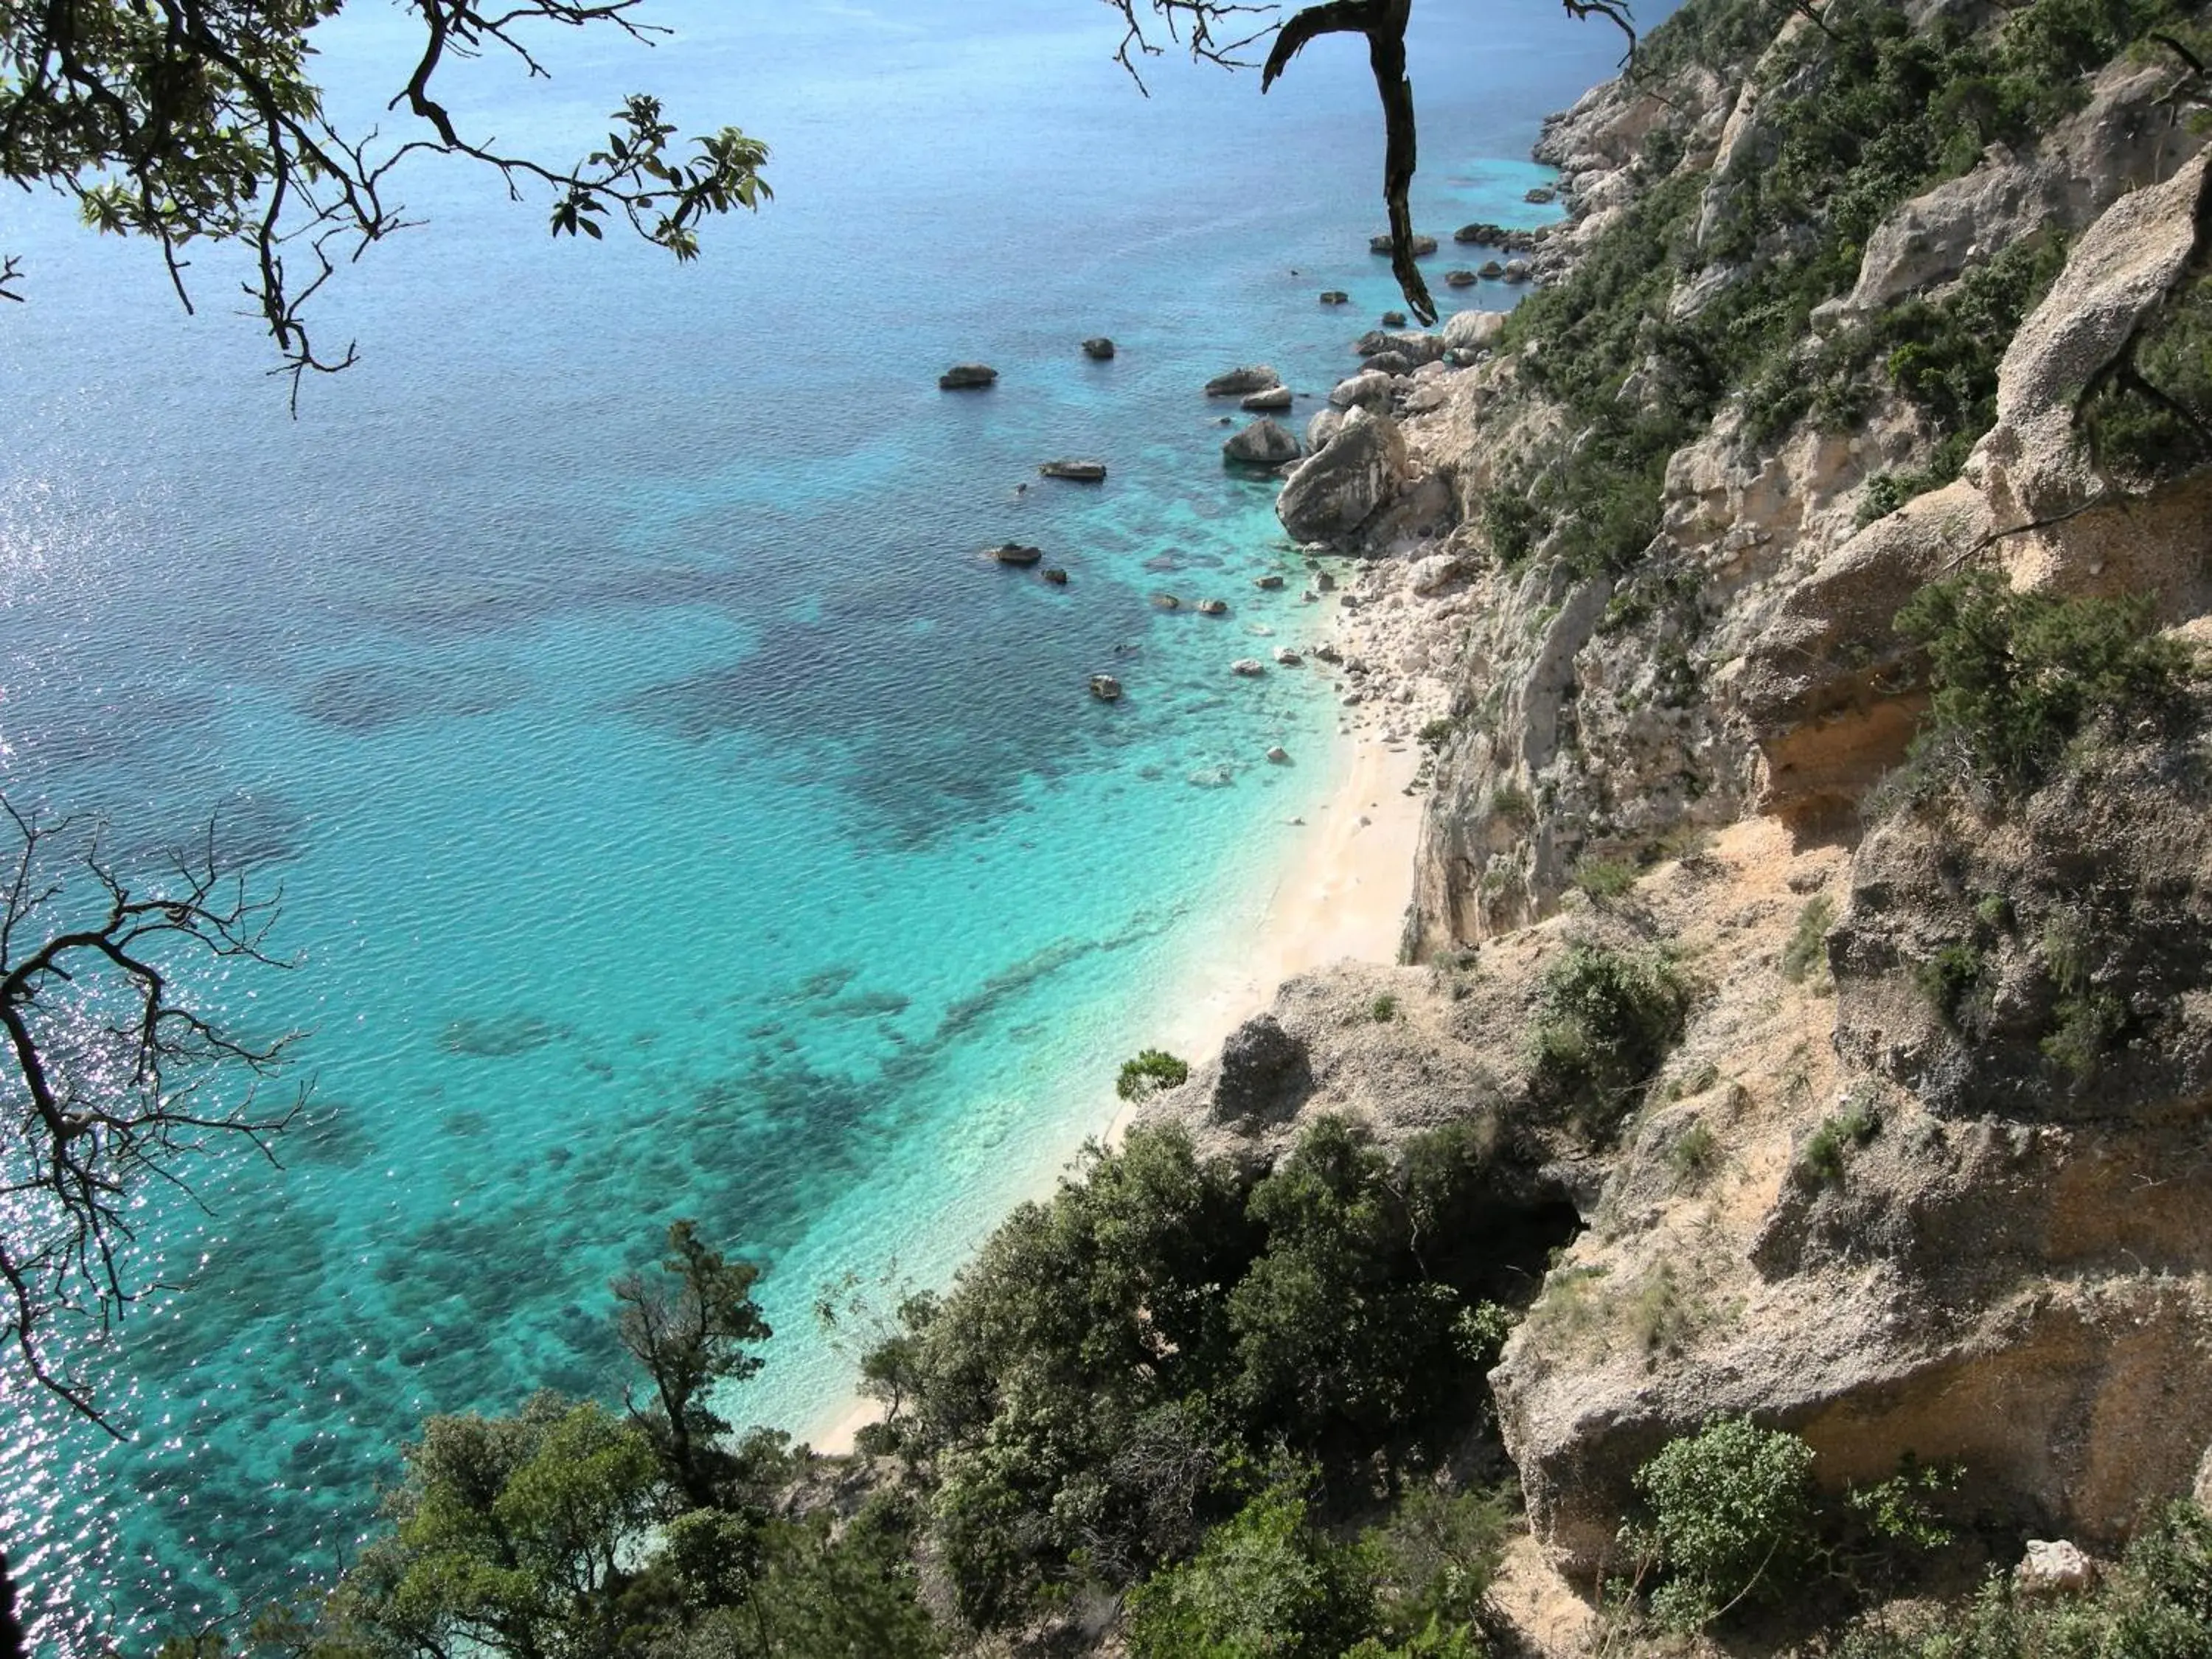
<box><xmin>807</xmin><ymin>636</ymin><xmax>1428</xmax><ymax>1453</ymax></box>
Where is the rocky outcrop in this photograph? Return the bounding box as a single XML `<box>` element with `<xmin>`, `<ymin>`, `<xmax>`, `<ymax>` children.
<box><xmin>1082</xmin><ymin>336</ymin><xmax>1116</xmax><ymax>360</ymax></box>
<box><xmin>1040</xmin><ymin>459</ymin><xmax>1107</xmax><ymax>481</ymax></box>
<box><xmin>939</xmin><ymin>364</ymin><xmax>998</xmax><ymax>389</ymax></box>
<box><xmin>1276</xmin><ymin>406</ymin><xmax>1410</xmax><ymax>545</ymax></box>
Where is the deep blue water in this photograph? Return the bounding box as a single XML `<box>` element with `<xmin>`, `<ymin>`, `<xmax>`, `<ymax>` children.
<box><xmin>0</xmin><ymin>1</ymin><xmax>1663</xmax><ymax>1647</ymax></box>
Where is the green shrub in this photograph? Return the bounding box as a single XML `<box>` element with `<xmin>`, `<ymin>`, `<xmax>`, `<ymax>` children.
<box><xmin>1799</xmin><ymin>1096</ymin><xmax>1880</xmax><ymax>1186</ymax></box>
<box><xmin>1125</xmin><ymin>1484</ymin><xmax>1380</xmax><ymax>1659</ymax></box>
<box><xmin>1528</xmin><ymin>944</ymin><xmax>1696</xmax><ymax>1138</ymax></box>
<box><xmin>1371</xmin><ymin>993</ymin><xmax>1402</xmax><ymax>1023</ymax></box>
<box><xmin>1668</xmin><ymin>1121</ymin><xmax>1719</xmax><ymax>1185</ymax></box>
<box><xmin>1489</xmin><ymin>785</ymin><xmax>1534</xmax><ymax>825</ymax></box>
<box><xmin>2039</xmin><ymin>917</ymin><xmax>2126</xmax><ymax>1079</ymax></box>
<box><xmin>1361</xmin><ymin>1486</ymin><xmax>1513</xmax><ymax>1648</ymax></box>
<box><xmin>2087</xmin><ymin>265</ymin><xmax>2212</xmax><ymax>481</ymax></box>
<box><xmin>1418</xmin><ymin>717</ymin><xmax>1458</xmax><ymax>748</ymax></box>
<box><xmin>1118</xmin><ymin>1048</ymin><xmax>1192</xmax><ymax>1102</ymax></box>
<box><xmin>1914</xmin><ymin>940</ymin><xmax>1986</xmax><ymax>1030</ymax></box>
<box><xmin>1633</xmin><ymin>1417</ymin><xmax>1820</xmax><ymax>1631</ymax></box>
<box><xmin>1895</xmin><ymin>571</ymin><xmax>2199</xmax><ymax>795</ymax></box>
<box><xmin>1782</xmin><ymin>896</ymin><xmax>1837</xmax><ymax>985</ymax></box>
<box><xmin>1573</xmin><ymin>858</ymin><xmax>1640</xmax><ymax>902</ymax></box>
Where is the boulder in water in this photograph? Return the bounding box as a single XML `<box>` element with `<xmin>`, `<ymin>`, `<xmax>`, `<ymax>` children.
<box><xmin>1223</xmin><ymin>418</ymin><xmax>1302</xmax><ymax>468</ymax></box>
<box><xmin>939</xmin><ymin>363</ymin><xmax>998</xmax><ymax>389</ymax></box>
<box><xmin>1082</xmin><ymin>336</ymin><xmax>1116</xmax><ymax>360</ymax></box>
<box><xmin>1241</xmin><ymin>385</ymin><xmax>1294</xmax><ymax>413</ymax></box>
<box><xmin>1040</xmin><ymin>459</ymin><xmax>1107</xmax><ymax>481</ymax></box>
<box><xmin>989</xmin><ymin>543</ymin><xmax>1043</xmax><ymax>566</ymax></box>
<box><xmin>1088</xmin><ymin>674</ymin><xmax>1122</xmax><ymax>702</ymax></box>
<box><xmin>1368</xmin><ymin>233</ymin><xmax>1439</xmax><ymax>256</ymax></box>
<box><xmin>1205</xmin><ymin>364</ymin><xmax>1281</xmax><ymax>397</ymax></box>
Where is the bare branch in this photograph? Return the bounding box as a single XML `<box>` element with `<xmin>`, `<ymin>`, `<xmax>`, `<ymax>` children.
<box><xmin>0</xmin><ymin>798</ymin><xmax>303</xmax><ymax>1434</ymax></box>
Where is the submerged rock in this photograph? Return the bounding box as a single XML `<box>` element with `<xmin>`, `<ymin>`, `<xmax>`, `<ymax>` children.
<box><xmin>1152</xmin><ymin>593</ymin><xmax>1182</xmax><ymax>610</ymax></box>
<box><xmin>1039</xmin><ymin>459</ymin><xmax>1107</xmax><ymax>481</ymax></box>
<box><xmin>1254</xmin><ymin>574</ymin><xmax>1287</xmax><ymax>590</ymax></box>
<box><xmin>1267</xmin><ymin>745</ymin><xmax>1291</xmax><ymax>765</ymax></box>
<box><xmin>939</xmin><ymin>363</ymin><xmax>998</xmax><ymax>389</ymax></box>
<box><xmin>1231</xmin><ymin>658</ymin><xmax>1265</xmax><ymax>676</ymax></box>
<box><xmin>1197</xmin><ymin>598</ymin><xmax>1230</xmax><ymax>616</ymax></box>
<box><xmin>1381</xmin><ymin>310</ymin><xmax>1408</xmax><ymax>327</ymax></box>
<box><xmin>1320</xmin><ymin>290</ymin><xmax>1350</xmax><ymax>305</ymax></box>
<box><xmin>1445</xmin><ymin>268</ymin><xmax>1479</xmax><ymax>288</ymax></box>
<box><xmin>1043</xmin><ymin>568</ymin><xmax>1069</xmax><ymax>585</ymax></box>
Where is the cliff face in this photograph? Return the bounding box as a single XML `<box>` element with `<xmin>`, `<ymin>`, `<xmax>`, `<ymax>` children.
<box><xmin>1189</xmin><ymin>0</ymin><xmax>2212</xmax><ymax>1606</ymax></box>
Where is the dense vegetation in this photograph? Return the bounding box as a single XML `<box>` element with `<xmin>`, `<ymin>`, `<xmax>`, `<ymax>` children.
<box><xmin>862</xmin><ymin>1116</ymin><xmax>1562</xmax><ymax>1635</ymax></box>
<box><xmin>1486</xmin><ymin>0</ymin><xmax>2194</xmax><ymax>578</ymax></box>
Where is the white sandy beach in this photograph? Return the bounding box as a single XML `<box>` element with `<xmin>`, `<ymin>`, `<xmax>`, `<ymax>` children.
<box><xmin>809</xmin><ymin>700</ymin><xmax>1426</xmax><ymax>1454</ymax></box>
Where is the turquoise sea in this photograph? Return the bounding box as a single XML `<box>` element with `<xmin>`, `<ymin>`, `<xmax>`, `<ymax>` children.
<box><xmin>0</xmin><ymin>1</ymin><xmax>1667</xmax><ymax>1647</ymax></box>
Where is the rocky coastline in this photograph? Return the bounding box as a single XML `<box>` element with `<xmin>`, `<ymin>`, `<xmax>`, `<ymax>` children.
<box><xmin>1126</xmin><ymin>8</ymin><xmax>2212</xmax><ymax>1648</ymax></box>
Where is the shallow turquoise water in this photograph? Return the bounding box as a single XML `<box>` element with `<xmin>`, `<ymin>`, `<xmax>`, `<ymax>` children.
<box><xmin>0</xmin><ymin>1</ymin><xmax>1666</xmax><ymax>1646</ymax></box>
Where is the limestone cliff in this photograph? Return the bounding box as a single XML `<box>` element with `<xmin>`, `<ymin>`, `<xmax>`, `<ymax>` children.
<box><xmin>1179</xmin><ymin>0</ymin><xmax>2212</xmax><ymax>1630</ymax></box>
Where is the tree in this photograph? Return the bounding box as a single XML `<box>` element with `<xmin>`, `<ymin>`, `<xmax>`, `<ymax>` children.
<box><xmin>324</xmin><ymin>1394</ymin><xmax>665</xmax><ymax>1659</ymax></box>
<box><xmin>611</xmin><ymin>1219</ymin><xmax>772</xmax><ymax>1512</ymax></box>
<box><xmin>4</xmin><ymin>2</ymin><xmax>1638</xmax><ymax>386</ymax></box>
<box><xmin>0</xmin><ymin>799</ymin><xmax>299</xmax><ymax>1429</ymax></box>
<box><xmin>0</xmin><ymin>0</ymin><xmax>772</xmax><ymax>397</ymax></box>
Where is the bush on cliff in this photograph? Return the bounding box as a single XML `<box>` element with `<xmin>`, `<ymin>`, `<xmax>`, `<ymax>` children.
<box><xmin>1894</xmin><ymin>571</ymin><xmax>2200</xmax><ymax>797</ymax></box>
<box><xmin>1837</xmin><ymin>1498</ymin><xmax>2212</xmax><ymax>1659</ymax></box>
<box><xmin>1528</xmin><ymin>944</ymin><xmax>1696</xmax><ymax>1138</ymax></box>
<box><xmin>867</xmin><ymin>1116</ymin><xmax>1558</xmax><ymax>1632</ymax></box>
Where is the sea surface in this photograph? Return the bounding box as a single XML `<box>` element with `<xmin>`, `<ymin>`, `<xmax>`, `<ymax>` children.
<box><xmin>0</xmin><ymin>1</ymin><xmax>1666</xmax><ymax>1646</ymax></box>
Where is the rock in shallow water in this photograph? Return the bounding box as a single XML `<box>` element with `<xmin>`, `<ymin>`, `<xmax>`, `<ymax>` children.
<box><xmin>1241</xmin><ymin>385</ymin><xmax>1295</xmax><ymax>413</ymax></box>
<box><xmin>1223</xmin><ymin>418</ymin><xmax>1302</xmax><ymax>468</ymax></box>
<box><xmin>1081</xmin><ymin>336</ymin><xmax>1116</xmax><ymax>360</ymax></box>
<box><xmin>1039</xmin><ymin>459</ymin><xmax>1107</xmax><ymax>481</ymax></box>
<box><xmin>987</xmin><ymin>543</ymin><xmax>1043</xmax><ymax>566</ymax></box>
<box><xmin>1205</xmin><ymin>364</ymin><xmax>1281</xmax><ymax>397</ymax></box>
<box><xmin>939</xmin><ymin>363</ymin><xmax>998</xmax><ymax>389</ymax></box>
